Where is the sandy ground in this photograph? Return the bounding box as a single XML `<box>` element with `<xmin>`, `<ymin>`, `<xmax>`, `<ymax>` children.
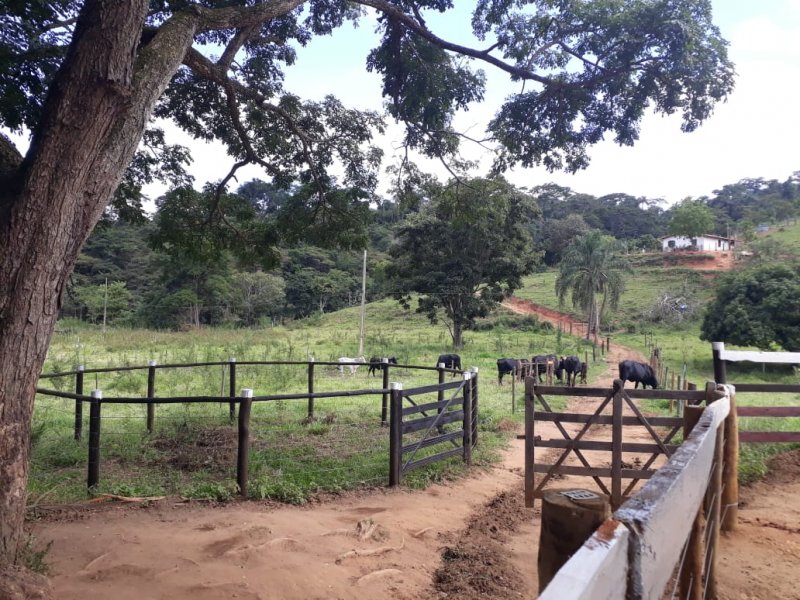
<box><xmin>28</xmin><ymin>300</ymin><xmax>800</xmax><ymax>599</ymax></box>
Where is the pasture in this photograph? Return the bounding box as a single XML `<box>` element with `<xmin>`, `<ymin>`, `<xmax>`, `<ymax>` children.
<box><xmin>33</xmin><ymin>245</ymin><xmax>800</xmax><ymax>505</ymax></box>
<box><xmin>33</xmin><ymin>299</ymin><xmax>600</xmax><ymax>505</ymax></box>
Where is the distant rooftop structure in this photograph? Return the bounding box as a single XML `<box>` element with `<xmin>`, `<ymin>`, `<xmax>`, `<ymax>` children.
<box><xmin>659</xmin><ymin>234</ymin><xmax>735</xmax><ymax>253</ymax></box>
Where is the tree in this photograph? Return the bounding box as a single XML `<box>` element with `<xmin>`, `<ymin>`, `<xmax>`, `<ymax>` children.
<box><xmin>668</xmin><ymin>198</ymin><xmax>716</xmax><ymax>240</ymax></box>
<box><xmin>389</xmin><ymin>177</ymin><xmax>539</xmax><ymax>347</ymax></box>
<box><xmin>555</xmin><ymin>230</ymin><xmax>631</xmax><ymax>338</ymax></box>
<box><xmin>0</xmin><ymin>0</ymin><xmax>734</xmax><ymax>564</ymax></box>
<box><xmin>700</xmin><ymin>264</ymin><xmax>800</xmax><ymax>350</ymax></box>
<box><xmin>541</xmin><ymin>213</ymin><xmax>590</xmax><ymax>265</ymax></box>
<box><xmin>73</xmin><ymin>281</ymin><xmax>133</xmax><ymax>324</ymax></box>
<box><xmin>230</xmin><ymin>271</ymin><xmax>286</xmax><ymax>326</ymax></box>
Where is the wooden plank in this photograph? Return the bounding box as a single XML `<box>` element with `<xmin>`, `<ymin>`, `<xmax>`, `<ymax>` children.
<box><xmin>533</xmin><ymin>386</ymin><xmax>707</xmax><ymax>402</ymax></box>
<box><xmin>403</xmin><ymin>447</ymin><xmax>464</xmax><ymax>472</ymax></box>
<box><xmin>737</xmin><ymin>406</ymin><xmax>800</xmax><ymax>417</ymax></box>
<box><xmin>534</xmin><ymin>412</ymin><xmax>682</xmax><ymax>427</ymax></box>
<box><xmin>531</xmin><ymin>464</ymin><xmax>655</xmax><ymax>479</ymax></box>
<box><xmin>614</xmin><ymin>397</ymin><xmax>730</xmax><ymax>600</ymax></box>
<box><xmin>402</xmin><ymin>430</ymin><xmax>463</xmax><ymax>454</ymax></box>
<box><xmin>401</xmin><ymin>410</ymin><xmax>464</xmax><ymax>434</ymax></box>
<box><xmin>535</xmin><ymin>439</ymin><xmax>678</xmax><ymax>453</ymax></box>
<box><xmin>719</xmin><ymin>349</ymin><xmax>800</xmax><ymax>364</ymax></box>
<box><xmin>402</xmin><ymin>397</ymin><xmax>462</xmax><ymax>416</ymax></box>
<box><xmin>734</xmin><ymin>383</ymin><xmax>800</xmax><ymax>393</ymax></box>
<box><xmin>739</xmin><ymin>431</ymin><xmax>800</xmax><ymax>443</ymax></box>
<box><xmin>402</xmin><ymin>380</ymin><xmax>464</xmax><ymax>396</ymax></box>
<box><xmin>534</xmin><ymin>386</ymin><xmax>615</xmax><ymax>396</ymax></box>
<box><xmin>538</xmin><ymin>520</ymin><xmax>629</xmax><ymax>600</ymax></box>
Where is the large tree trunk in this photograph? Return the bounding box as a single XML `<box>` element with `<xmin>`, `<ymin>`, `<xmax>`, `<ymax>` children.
<box><xmin>0</xmin><ymin>0</ymin><xmax>198</xmax><ymax>565</ymax></box>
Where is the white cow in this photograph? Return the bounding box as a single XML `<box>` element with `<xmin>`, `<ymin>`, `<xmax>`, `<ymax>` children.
<box><xmin>338</xmin><ymin>356</ymin><xmax>366</xmax><ymax>375</ymax></box>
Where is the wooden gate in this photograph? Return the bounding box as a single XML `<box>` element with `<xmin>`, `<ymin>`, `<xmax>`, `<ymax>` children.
<box><xmin>389</xmin><ymin>371</ymin><xmax>477</xmax><ymax>486</ymax></box>
<box><xmin>524</xmin><ymin>377</ymin><xmax>705</xmax><ymax>508</ymax></box>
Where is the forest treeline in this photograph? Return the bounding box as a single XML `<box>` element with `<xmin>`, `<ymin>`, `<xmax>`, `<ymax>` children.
<box><xmin>65</xmin><ymin>172</ymin><xmax>800</xmax><ymax>330</ymax></box>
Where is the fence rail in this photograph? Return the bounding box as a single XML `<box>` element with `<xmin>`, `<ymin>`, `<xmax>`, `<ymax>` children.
<box><xmin>712</xmin><ymin>342</ymin><xmax>800</xmax><ymax>445</ymax></box>
<box><xmin>34</xmin><ymin>360</ymin><xmax>478</xmax><ymax>497</ymax></box>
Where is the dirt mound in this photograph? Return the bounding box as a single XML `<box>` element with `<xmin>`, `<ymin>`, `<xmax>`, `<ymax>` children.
<box><xmin>431</xmin><ymin>491</ymin><xmax>529</xmax><ymax>600</ymax></box>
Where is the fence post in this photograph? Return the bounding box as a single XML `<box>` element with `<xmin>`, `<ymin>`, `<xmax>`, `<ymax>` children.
<box><xmin>87</xmin><ymin>389</ymin><xmax>102</xmax><ymax>490</ymax></box>
<box><xmin>228</xmin><ymin>357</ymin><xmax>237</xmax><ymax>422</ymax></box>
<box><xmin>146</xmin><ymin>360</ymin><xmax>157</xmax><ymax>433</ymax></box>
<box><xmin>307</xmin><ymin>358</ymin><xmax>315</xmax><ymax>420</ymax></box>
<box><xmin>471</xmin><ymin>367</ymin><xmax>479</xmax><ymax>448</ymax></box>
<box><xmin>706</xmin><ymin>422</ymin><xmax>724</xmax><ymax>599</ymax></box>
<box><xmin>437</xmin><ymin>362</ymin><xmax>445</xmax><ymax>415</ymax></box>
<box><xmin>592</xmin><ymin>344</ymin><xmax>596</xmax><ymax>361</ymax></box>
<box><xmin>237</xmin><ymin>388</ymin><xmax>252</xmax><ymax>496</ymax></box>
<box><xmin>711</xmin><ymin>341</ymin><xmax>727</xmax><ymax>384</ymax></box>
<box><xmin>679</xmin><ymin>405</ymin><xmax>706</xmax><ymax>600</ymax></box>
<box><xmin>611</xmin><ymin>379</ymin><xmax>623</xmax><ymax>509</ymax></box>
<box><xmin>462</xmin><ymin>372</ymin><xmax>472</xmax><ymax>466</ymax></box>
<box><xmin>511</xmin><ymin>365</ymin><xmax>516</xmax><ymax>414</ymax></box>
<box><xmin>524</xmin><ymin>376</ymin><xmax>535</xmax><ymax>508</ymax></box>
<box><xmin>74</xmin><ymin>365</ymin><xmax>84</xmax><ymax>441</ymax></box>
<box><xmin>381</xmin><ymin>358</ymin><xmax>390</xmax><ymax>425</ymax></box>
<box><xmin>388</xmin><ymin>382</ymin><xmax>403</xmax><ymax>487</ymax></box>
<box><xmin>721</xmin><ymin>385</ymin><xmax>739</xmax><ymax>532</ymax></box>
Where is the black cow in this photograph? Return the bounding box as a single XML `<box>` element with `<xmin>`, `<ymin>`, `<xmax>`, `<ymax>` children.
<box><xmin>367</xmin><ymin>356</ymin><xmax>397</xmax><ymax>377</ymax></box>
<box><xmin>579</xmin><ymin>362</ymin><xmax>588</xmax><ymax>384</ymax></box>
<box><xmin>531</xmin><ymin>354</ymin><xmax>558</xmax><ymax>382</ymax></box>
<box><xmin>556</xmin><ymin>355</ymin><xmax>581</xmax><ymax>386</ymax></box>
<box><xmin>437</xmin><ymin>353</ymin><xmax>462</xmax><ymax>377</ymax></box>
<box><xmin>496</xmin><ymin>358</ymin><xmax>519</xmax><ymax>385</ymax></box>
<box><xmin>618</xmin><ymin>360</ymin><xmax>659</xmax><ymax>389</ymax></box>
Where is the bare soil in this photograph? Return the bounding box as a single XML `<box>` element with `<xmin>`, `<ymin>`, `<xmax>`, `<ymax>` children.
<box><xmin>28</xmin><ymin>300</ymin><xmax>800</xmax><ymax>599</ymax></box>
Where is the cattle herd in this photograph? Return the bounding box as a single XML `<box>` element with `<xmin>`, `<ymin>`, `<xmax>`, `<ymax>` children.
<box><xmin>495</xmin><ymin>356</ymin><xmax>659</xmax><ymax>389</ymax></box>
<box><xmin>338</xmin><ymin>353</ymin><xmax>659</xmax><ymax>390</ymax></box>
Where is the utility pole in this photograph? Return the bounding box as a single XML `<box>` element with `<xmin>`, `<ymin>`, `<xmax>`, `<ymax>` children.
<box><xmin>102</xmin><ymin>277</ymin><xmax>108</xmax><ymax>333</ymax></box>
<box><xmin>358</xmin><ymin>250</ymin><xmax>367</xmax><ymax>356</ymax></box>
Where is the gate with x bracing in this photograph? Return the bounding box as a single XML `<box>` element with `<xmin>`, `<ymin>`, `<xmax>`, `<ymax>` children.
<box><xmin>388</xmin><ymin>370</ymin><xmax>478</xmax><ymax>486</ymax></box>
<box><xmin>523</xmin><ymin>377</ymin><xmax>706</xmax><ymax>508</ymax></box>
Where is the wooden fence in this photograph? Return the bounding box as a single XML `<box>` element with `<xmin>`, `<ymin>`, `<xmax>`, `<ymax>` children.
<box><xmin>524</xmin><ymin>378</ymin><xmax>707</xmax><ymax>509</ymax></box>
<box><xmin>712</xmin><ymin>342</ymin><xmax>800</xmax><ymax>444</ymax></box>
<box><xmin>36</xmin><ymin>360</ymin><xmax>476</xmax><ymax>494</ymax></box>
<box><xmin>389</xmin><ymin>370</ymin><xmax>478</xmax><ymax>486</ymax></box>
<box><xmin>539</xmin><ymin>384</ymin><xmax>735</xmax><ymax>600</ymax></box>
<box><xmin>39</xmin><ymin>359</ymin><xmax>463</xmax><ymax>440</ymax></box>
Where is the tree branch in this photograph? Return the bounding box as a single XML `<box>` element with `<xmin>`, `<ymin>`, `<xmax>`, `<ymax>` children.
<box><xmin>194</xmin><ymin>0</ymin><xmax>306</xmax><ymax>33</ymax></box>
<box><xmin>355</xmin><ymin>0</ymin><xmax>557</xmax><ymax>86</ymax></box>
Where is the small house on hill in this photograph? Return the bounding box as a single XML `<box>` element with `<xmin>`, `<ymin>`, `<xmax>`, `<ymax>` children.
<box><xmin>660</xmin><ymin>234</ymin><xmax>735</xmax><ymax>252</ymax></box>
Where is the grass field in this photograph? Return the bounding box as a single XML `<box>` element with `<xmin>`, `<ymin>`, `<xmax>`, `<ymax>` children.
<box><xmin>33</xmin><ymin>232</ymin><xmax>800</xmax><ymax>503</ymax></box>
<box><xmin>33</xmin><ymin>300</ymin><xmax>591</xmax><ymax>504</ymax></box>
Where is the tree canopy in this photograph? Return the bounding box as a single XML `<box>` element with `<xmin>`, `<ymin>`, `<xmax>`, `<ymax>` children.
<box><xmin>668</xmin><ymin>198</ymin><xmax>715</xmax><ymax>239</ymax></box>
<box><xmin>389</xmin><ymin>177</ymin><xmax>539</xmax><ymax>347</ymax></box>
<box><xmin>700</xmin><ymin>264</ymin><xmax>800</xmax><ymax>351</ymax></box>
<box><xmin>0</xmin><ymin>0</ymin><xmax>736</xmax><ymax>567</ymax></box>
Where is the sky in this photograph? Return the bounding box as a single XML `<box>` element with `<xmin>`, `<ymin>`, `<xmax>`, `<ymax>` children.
<box><xmin>150</xmin><ymin>0</ymin><xmax>800</xmax><ymax>207</ymax></box>
<box><xmin>8</xmin><ymin>1</ymin><xmax>800</xmax><ymax>208</ymax></box>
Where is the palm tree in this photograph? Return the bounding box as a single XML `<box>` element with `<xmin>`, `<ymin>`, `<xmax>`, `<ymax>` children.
<box><xmin>555</xmin><ymin>230</ymin><xmax>632</xmax><ymax>340</ymax></box>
